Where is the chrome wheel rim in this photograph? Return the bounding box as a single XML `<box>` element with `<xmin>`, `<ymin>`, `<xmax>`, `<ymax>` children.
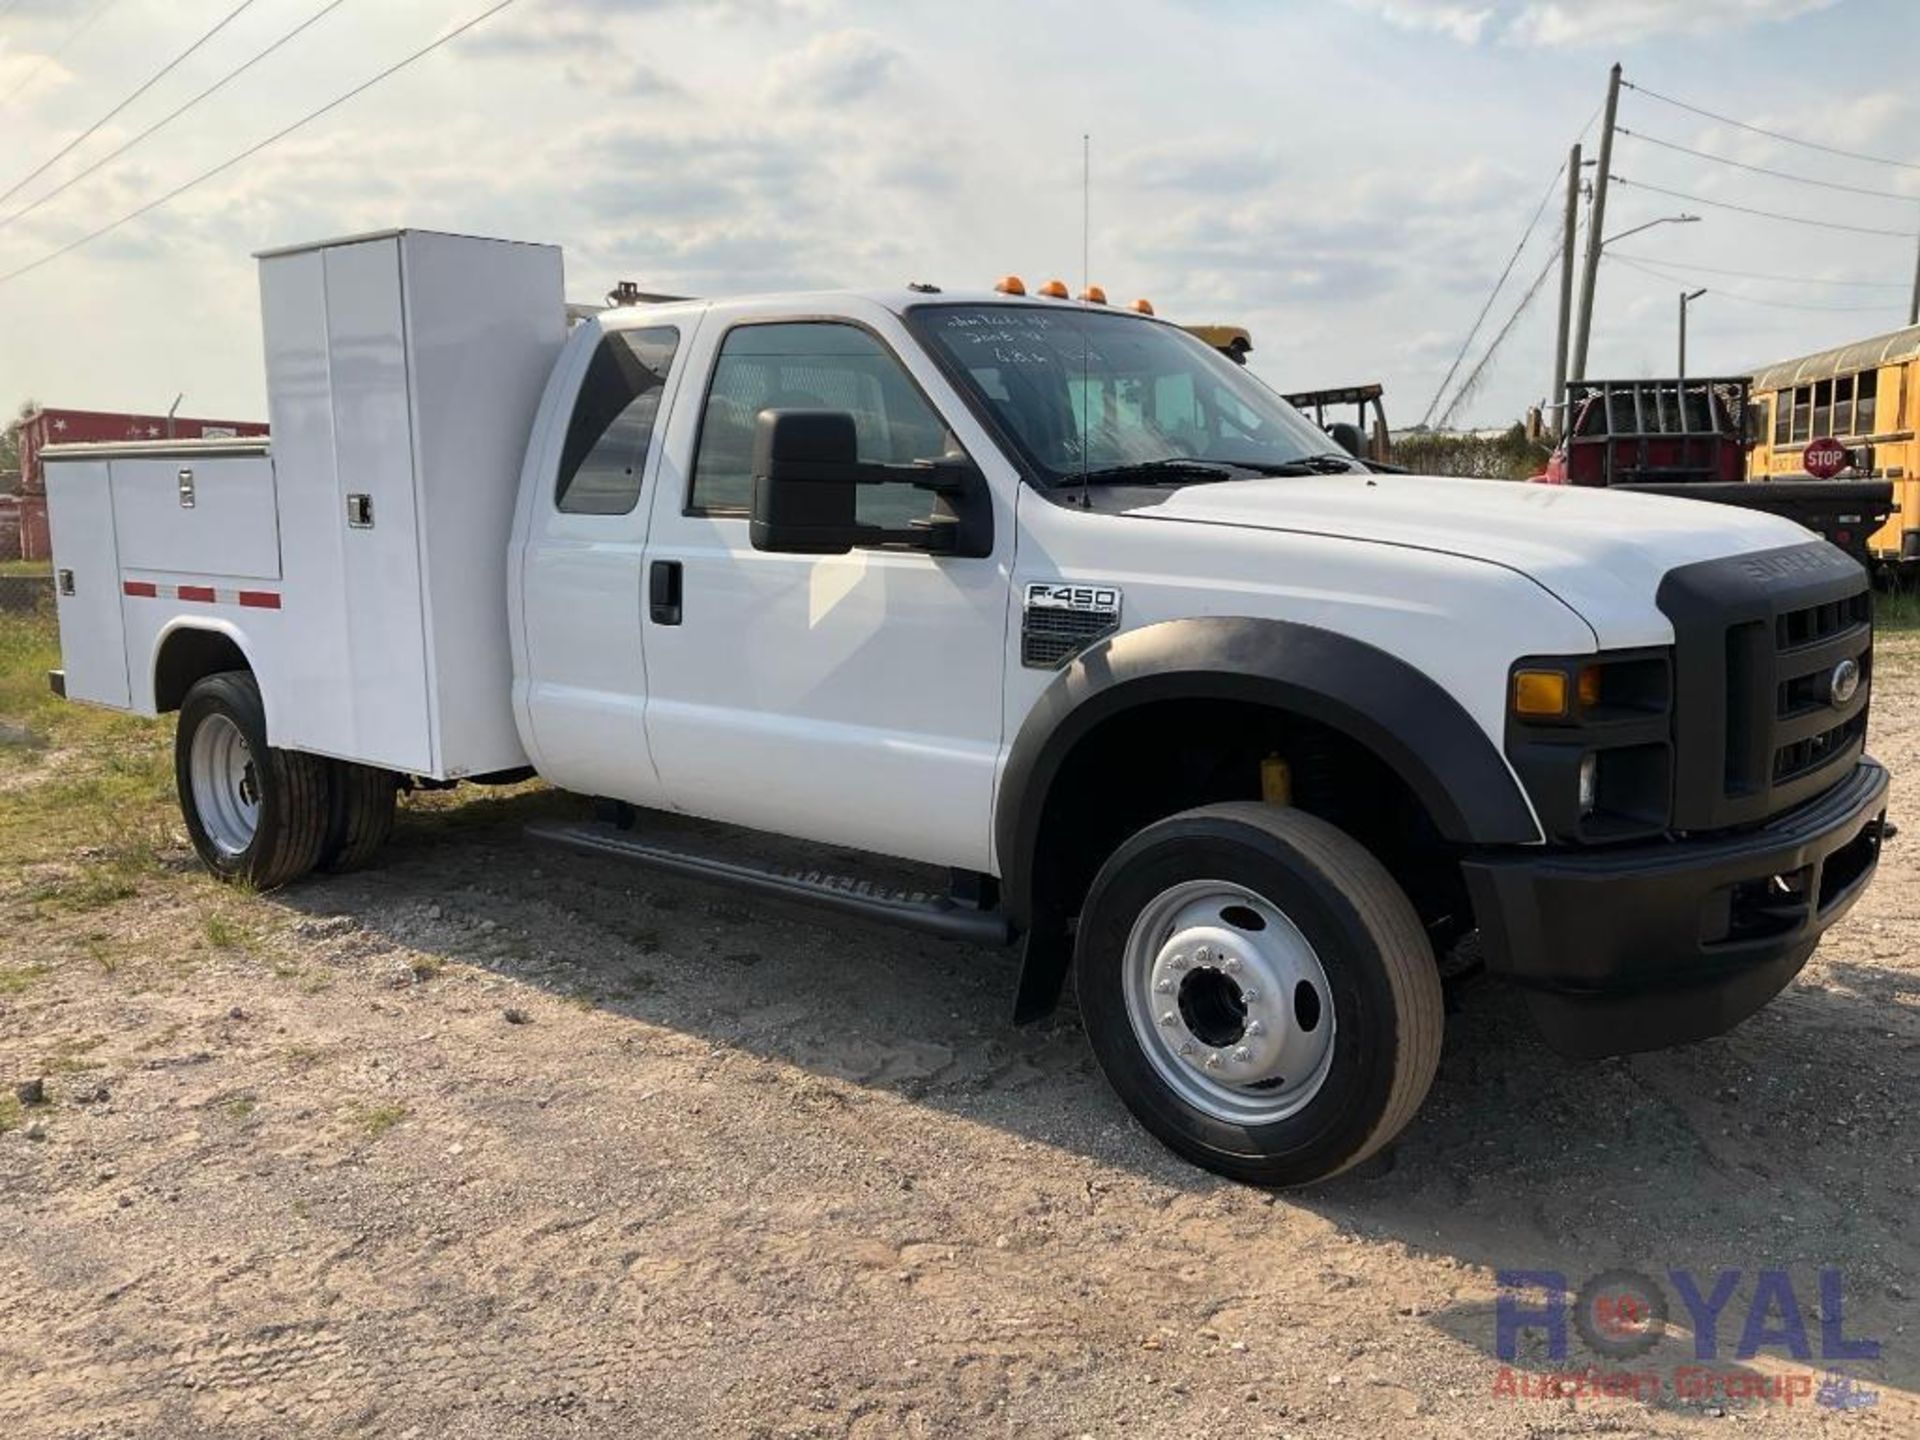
<box><xmin>189</xmin><ymin>713</ymin><xmax>261</xmax><ymax>858</ymax></box>
<box><xmin>1122</xmin><ymin>879</ymin><xmax>1336</xmax><ymax>1124</ymax></box>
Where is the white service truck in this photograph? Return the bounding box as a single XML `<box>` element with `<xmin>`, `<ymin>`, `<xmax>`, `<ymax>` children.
<box><xmin>44</xmin><ymin>229</ymin><xmax>1888</xmax><ymax>1186</ymax></box>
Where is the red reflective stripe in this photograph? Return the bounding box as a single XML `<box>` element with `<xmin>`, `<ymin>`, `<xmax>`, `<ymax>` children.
<box><xmin>177</xmin><ymin>585</ymin><xmax>217</xmax><ymax>603</ymax></box>
<box><xmin>123</xmin><ymin>580</ymin><xmax>158</xmax><ymax>597</ymax></box>
<box><xmin>237</xmin><ymin>591</ymin><xmax>281</xmax><ymax>610</ymax></box>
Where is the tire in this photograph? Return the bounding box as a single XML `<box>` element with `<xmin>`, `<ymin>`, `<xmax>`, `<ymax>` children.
<box><xmin>1074</xmin><ymin>802</ymin><xmax>1443</xmax><ymax>1187</ymax></box>
<box><xmin>175</xmin><ymin>671</ymin><xmax>329</xmax><ymax>890</ymax></box>
<box><xmin>320</xmin><ymin>761</ymin><xmax>398</xmax><ymax>872</ymax></box>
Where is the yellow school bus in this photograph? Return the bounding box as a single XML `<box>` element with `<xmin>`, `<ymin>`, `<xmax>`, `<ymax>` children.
<box><xmin>1749</xmin><ymin>323</ymin><xmax>1919</xmax><ymax>564</ymax></box>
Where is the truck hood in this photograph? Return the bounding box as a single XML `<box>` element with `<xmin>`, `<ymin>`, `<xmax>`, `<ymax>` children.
<box><xmin>1115</xmin><ymin>472</ymin><xmax>1820</xmax><ymax>647</ymax></box>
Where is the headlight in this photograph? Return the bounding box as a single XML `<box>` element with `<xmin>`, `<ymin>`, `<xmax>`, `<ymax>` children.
<box><xmin>1507</xmin><ymin>650</ymin><xmax>1674</xmax><ymax>842</ymax></box>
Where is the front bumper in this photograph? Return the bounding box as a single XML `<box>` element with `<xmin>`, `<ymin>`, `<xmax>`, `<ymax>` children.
<box><xmin>1462</xmin><ymin>758</ymin><xmax>1888</xmax><ymax>1058</ymax></box>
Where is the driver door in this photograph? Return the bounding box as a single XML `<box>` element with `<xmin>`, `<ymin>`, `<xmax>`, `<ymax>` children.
<box><xmin>638</xmin><ymin>304</ymin><xmax>1015</xmax><ymax>872</ymax></box>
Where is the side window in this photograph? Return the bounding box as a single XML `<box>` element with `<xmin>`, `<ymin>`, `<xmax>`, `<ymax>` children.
<box><xmin>555</xmin><ymin>327</ymin><xmax>680</xmax><ymax>515</ymax></box>
<box><xmin>1772</xmin><ymin>393</ymin><xmax>1789</xmax><ymax>447</ymax></box>
<box><xmin>1856</xmin><ymin>369</ymin><xmax>1879</xmax><ymax>435</ymax></box>
<box><xmin>1791</xmin><ymin>385</ymin><xmax>1812</xmax><ymax>443</ymax></box>
<box><xmin>689</xmin><ymin>322</ymin><xmax>961</xmax><ymax>527</ymax></box>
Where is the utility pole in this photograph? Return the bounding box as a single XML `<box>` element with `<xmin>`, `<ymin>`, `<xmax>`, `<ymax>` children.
<box><xmin>1570</xmin><ymin>62</ymin><xmax>1622</xmax><ymax>384</ymax></box>
<box><xmin>1550</xmin><ymin>141</ymin><xmax>1582</xmax><ymax>437</ymax></box>
<box><xmin>1678</xmin><ymin>288</ymin><xmax>1706</xmax><ymax>380</ymax></box>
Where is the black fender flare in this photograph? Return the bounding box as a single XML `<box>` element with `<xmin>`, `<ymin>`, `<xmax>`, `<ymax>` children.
<box><xmin>997</xmin><ymin>616</ymin><xmax>1540</xmax><ymax>1020</ymax></box>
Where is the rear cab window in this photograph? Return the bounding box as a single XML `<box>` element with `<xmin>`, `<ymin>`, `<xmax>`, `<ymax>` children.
<box><xmin>555</xmin><ymin>327</ymin><xmax>681</xmax><ymax>514</ymax></box>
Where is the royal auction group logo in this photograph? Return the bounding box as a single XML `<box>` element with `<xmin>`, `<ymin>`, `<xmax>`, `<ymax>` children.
<box><xmin>1493</xmin><ymin>1268</ymin><xmax>1881</xmax><ymax>1410</ymax></box>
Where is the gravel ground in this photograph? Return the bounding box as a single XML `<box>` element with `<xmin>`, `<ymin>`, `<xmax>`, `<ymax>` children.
<box><xmin>1</xmin><ymin>641</ymin><xmax>1916</xmax><ymax>1438</ymax></box>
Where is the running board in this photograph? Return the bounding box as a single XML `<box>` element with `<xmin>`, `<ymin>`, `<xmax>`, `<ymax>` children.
<box><xmin>525</xmin><ymin>820</ymin><xmax>1013</xmax><ymax>946</ymax></box>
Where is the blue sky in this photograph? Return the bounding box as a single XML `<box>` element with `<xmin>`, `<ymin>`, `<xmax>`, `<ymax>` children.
<box><xmin>0</xmin><ymin>0</ymin><xmax>1914</xmax><ymax>430</ymax></box>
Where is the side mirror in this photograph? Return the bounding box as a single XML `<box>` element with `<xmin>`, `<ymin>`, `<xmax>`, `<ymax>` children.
<box><xmin>749</xmin><ymin>407</ymin><xmax>993</xmax><ymax>557</ymax></box>
<box><xmin>750</xmin><ymin>409</ymin><xmax>862</xmax><ymax>554</ymax></box>
<box><xmin>1326</xmin><ymin>420</ymin><xmax>1365</xmax><ymax>458</ymax></box>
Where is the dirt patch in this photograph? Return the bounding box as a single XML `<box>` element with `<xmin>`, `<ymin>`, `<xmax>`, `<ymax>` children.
<box><xmin>1</xmin><ymin>641</ymin><xmax>1916</xmax><ymax>1437</ymax></box>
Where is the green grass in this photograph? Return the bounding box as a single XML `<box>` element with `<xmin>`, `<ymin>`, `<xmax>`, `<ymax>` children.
<box><xmin>352</xmin><ymin>1103</ymin><xmax>408</xmax><ymax>1139</ymax></box>
<box><xmin>1876</xmin><ymin>588</ymin><xmax>1920</xmax><ymax>633</ymax></box>
<box><xmin>0</xmin><ymin>1094</ymin><xmax>20</xmax><ymax>1134</ymax></box>
<box><xmin>203</xmin><ymin>912</ymin><xmax>251</xmax><ymax>949</ymax></box>
<box><xmin>0</xmin><ymin>962</ymin><xmax>48</xmax><ymax>994</ymax></box>
<box><xmin>0</xmin><ymin>558</ymin><xmax>51</xmax><ymax>577</ymax></box>
<box><xmin>1</xmin><ymin>612</ymin><xmax>174</xmax><ymax>906</ymax></box>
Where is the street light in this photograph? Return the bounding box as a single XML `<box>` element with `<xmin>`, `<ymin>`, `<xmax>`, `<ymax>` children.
<box><xmin>1601</xmin><ymin>213</ymin><xmax>1701</xmax><ymax>249</ymax></box>
<box><xmin>1678</xmin><ymin>288</ymin><xmax>1707</xmax><ymax>381</ymax></box>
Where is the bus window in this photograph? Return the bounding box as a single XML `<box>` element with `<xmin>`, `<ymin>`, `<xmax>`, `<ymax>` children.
<box><xmin>1812</xmin><ymin>379</ymin><xmax>1833</xmax><ymax>437</ymax></box>
<box><xmin>1857</xmin><ymin>370</ymin><xmax>1878</xmax><ymax>434</ymax></box>
<box><xmin>1773</xmin><ymin>391</ymin><xmax>1791</xmax><ymax>445</ymax></box>
<box><xmin>1792</xmin><ymin>384</ymin><xmax>1812</xmax><ymax>442</ymax></box>
<box><xmin>1834</xmin><ymin>374</ymin><xmax>1855</xmax><ymax>436</ymax></box>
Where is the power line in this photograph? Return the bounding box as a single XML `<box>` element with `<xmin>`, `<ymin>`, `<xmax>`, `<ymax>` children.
<box><xmin>1418</xmin><ymin>156</ymin><xmax>1567</xmax><ymax>428</ymax></box>
<box><xmin>0</xmin><ymin>0</ymin><xmax>353</xmax><ymax>235</ymax></box>
<box><xmin>0</xmin><ymin>1</ymin><xmax>265</xmax><ymax>211</ymax></box>
<box><xmin>1605</xmin><ymin>253</ymin><xmax>1896</xmax><ymax>313</ymax></box>
<box><xmin>1436</xmin><ymin>232</ymin><xmax>1564</xmax><ymax>429</ymax></box>
<box><xmin>0</xmin><ymin>0</ymin><xmax>119</xmax><ymax>108</ymax></box>
<box><xmin>1606</xmin><ymin>251</ymin><xmax>1910</xmax><ymax>290</ymax></box>
<box><xmin>1618</xmin><ymin>127</ymin><xmax>1920</xmax><ymax>203</ymax></box>
<box><xmin>0</xmin><ymin>0</ymin><xmax>521</xmax><ymax>289</ymax></box>
<box><xmin>1611</xmin><ymin>175</ymin><xmax>1918</xmax><ymax>239</ymax></box>
<box><xmin>1622</xmin><ymin>78</ymin><xmax>1920</xmax><ymax>174</ymax></box>
<box><xmin>1420</xmin><ymin>98</ymin><xmax>1604</xmax><ymax>429</ymax></box>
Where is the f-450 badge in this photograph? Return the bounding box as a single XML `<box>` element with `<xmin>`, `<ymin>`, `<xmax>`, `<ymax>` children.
<box><xmin>1022</xmin><ymin>582</ymin><xmax>1122</xmax><ymax>668</ymax></box>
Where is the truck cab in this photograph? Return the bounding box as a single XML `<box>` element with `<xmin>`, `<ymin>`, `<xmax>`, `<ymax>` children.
<box><xmin>43</xmin><ymin>231</ymin><xmax>1890</xmax><ymax>1187</ymax></box>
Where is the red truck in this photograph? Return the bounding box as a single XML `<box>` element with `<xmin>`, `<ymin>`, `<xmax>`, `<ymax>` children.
<box><xmin>1535</xmin><ymin>378</ymin><xmax>1891</xmax><ymax>565</ymax></box>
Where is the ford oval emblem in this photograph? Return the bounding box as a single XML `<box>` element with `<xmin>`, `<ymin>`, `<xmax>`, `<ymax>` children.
<box><xmin>1830</xmin><ymin>657</ymin><xmax>1861</xmax><ymax>708</ymax></box>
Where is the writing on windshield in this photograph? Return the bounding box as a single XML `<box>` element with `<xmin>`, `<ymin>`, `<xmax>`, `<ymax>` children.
<box><xmin>912</xmin><ymin>304</ymin><xmax>1336</xmax><ymax>483</ymax></box>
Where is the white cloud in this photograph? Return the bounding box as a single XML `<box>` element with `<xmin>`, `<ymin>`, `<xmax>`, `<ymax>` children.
<box><xmin>1348</xmin><ymin>0</ymin><xmax>1840</xmax><ymax>47</ymax></box>
<box><xmin>764</xmin><ymin>28</ymin><xmax>904</xmax><ymax>104</ymax></box>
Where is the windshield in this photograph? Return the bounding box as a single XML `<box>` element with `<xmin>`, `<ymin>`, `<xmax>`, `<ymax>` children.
<box><xmin>910</xmin><ymin>303</ymin><xmax>1346</xmax><ymax>484</ymax></box>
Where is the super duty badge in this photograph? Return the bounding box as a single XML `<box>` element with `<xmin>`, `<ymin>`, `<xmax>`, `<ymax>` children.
<box><xmin>1022</xmin><ymin>582</ymin><xmax>1122</xmax><ymax>668</ymax></box>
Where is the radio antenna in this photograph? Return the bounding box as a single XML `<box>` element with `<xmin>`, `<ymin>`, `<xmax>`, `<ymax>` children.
<box><xmin>1078</xmin><ymin>131</ymin><xmax>1092</xmax><ymax>509</ymax></box>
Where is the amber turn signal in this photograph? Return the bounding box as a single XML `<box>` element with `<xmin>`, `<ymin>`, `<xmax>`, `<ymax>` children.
<box><xmin>1512</xmin><ymin>669</ymin><xmax>1570</xmax><ymax>718</ymax></box>
<box><xmin>1037</xmin><ymin>278</ymin><xmax>1070</xmax><ymax>299</ymax></box>
<box><xmin>994</xmin><ymin>274</ymin><xmax>1026</xmax><ymax>296</ymax></box>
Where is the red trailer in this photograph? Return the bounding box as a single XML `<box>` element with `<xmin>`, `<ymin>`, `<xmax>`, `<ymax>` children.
<box><xmin>1533</xmin><ymin>378</ymin><xmax>1891</xmax><ymax>565</ymax></box>
<box><xmin>12</xmin><ymin>407</ymin><xmax>268</xmax><ymax>558</ymax></box>
<box><xmin>17</xmin><ymin>407</ymin><xmax>268</xmax><ymax>496</ymax></box>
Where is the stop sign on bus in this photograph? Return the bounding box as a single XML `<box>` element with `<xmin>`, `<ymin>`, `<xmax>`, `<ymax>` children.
<box><xmin>1804</xmin><ymin>437</ymin><xmax>1852</xmax><ymax>478</ymax></box>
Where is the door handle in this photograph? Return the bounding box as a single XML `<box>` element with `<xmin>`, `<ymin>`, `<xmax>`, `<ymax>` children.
<box><xmin>649</xmin><ymin>560</ymin><xmax>682</xmax><ymax>625</ymax></box>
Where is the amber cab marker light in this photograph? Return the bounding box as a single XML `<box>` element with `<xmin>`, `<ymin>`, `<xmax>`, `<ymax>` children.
<box><xmin>1513</xmin><ymin>669</ymin><xmax>1570</xmax><ymax>719</ymax></box>
<box><xmin>1577</xmin><ymin>665</ymin><xmax>1602</xmax><ymax>709</ymax></box>
<box><xmin>1131</xmin><ymin>298</ymin><xmax>1155</xmax><ymax>315</ymax></box>
<box><xmin>1079</xmin><ymin>285</ymin><xmax>1108</xmax><ymax>304</ymax></box>
<box><xmin>1037</xmin><ymin>278</ymin><xmax>1070</xmax><ymax>298</ymax></box>
<box><xmin>994</xmin><ymin>274</ymin><xmax>1026</xmax><ymax>296</ymax></box>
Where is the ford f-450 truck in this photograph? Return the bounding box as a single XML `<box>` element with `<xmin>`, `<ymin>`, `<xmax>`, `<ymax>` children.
<box><xmin>42</xmin><ymin>230</ymin><xmax>1888</xmax><ymax>1186</ymax></box>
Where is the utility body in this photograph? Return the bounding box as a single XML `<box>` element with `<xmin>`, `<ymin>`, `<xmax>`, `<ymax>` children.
<box><xmin>44</xmin><ymin>230</ymin><xmax>1889</xmax><ymax>1185</ymax></box>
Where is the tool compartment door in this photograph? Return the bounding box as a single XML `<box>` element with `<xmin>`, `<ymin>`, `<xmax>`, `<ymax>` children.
<box><xmin>111</xmin><ymin>454</ymin><xmax>280</xmax><ymax>579</ymax></box>
<box><xmin>324</xmin><ymin>237</ymin><xmax>433</xmax><ymax>773</ymax></box>
<box><xmin>45</xmin><ymin>460</ymin><xmax>132</xmax><ymax>708</ymax></box>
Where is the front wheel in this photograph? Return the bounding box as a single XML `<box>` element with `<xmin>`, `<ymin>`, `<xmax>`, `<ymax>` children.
<box><xmin>1075</xmin><ymin>803</ymin><xmax>1443</xmax><ymax>1187</ymax></box>
<box><xmin>176</xmin><ymin>671</ymin><xmax>330</xmax><ymax>889</ymax></box>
